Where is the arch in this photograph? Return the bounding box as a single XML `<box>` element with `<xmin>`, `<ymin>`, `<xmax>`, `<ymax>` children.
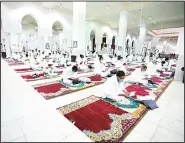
<box><xmin>90</xmin><ymin>30</ymin><xmax>96</xmax><ymax>36</ymax></box>
<box><xmin>102</xmin><ymin>32</ymin><xmax>108</xmax><ymax>43</ymax></box>
<box><xmin>90</xmin><ymin>30</ymin><xmax>96</xmax><ymax>53</ymax></box>
<box><xmin>112</xmin><ymin>35</ymin><xmax>116</xmax><ymax>44</ymax></box>
<box><xmin>52</xmin><ymin>21</ymin><xmax>63</xmax><ymax>32</ymax></box>
<box><xmin>21</xmin><ymin>14</ymin><xmax>39</xmax><ymax>51</ymax></box>
<box><xmin>21</xmin><ymin>13</ymin><xmax>39</xmax><ymax>27</ymax></box>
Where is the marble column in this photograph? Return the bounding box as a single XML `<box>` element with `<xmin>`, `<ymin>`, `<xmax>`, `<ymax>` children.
<box><xmin>137</xmin><ymin>24</ymin><xmax>147</xmax><ymax>54</ymax></box>
<box><xmin>72</xmin><ymin>2</ymin><xmax>86</xmax><ymax>56</ymax></box>
<box><xmin>118</xmin><ymin>11</ymin><xmax>128</xmax><ymax>57</ymax></box>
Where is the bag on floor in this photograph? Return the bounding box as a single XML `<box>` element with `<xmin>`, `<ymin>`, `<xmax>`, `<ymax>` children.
<box><xmin>138</xmin><ymin>100</ymin><xmax>158</xmax><ymax>110</ymax></box>
<box><xmin>110</xmin><ymin>69</ymin><xmax>117</xmax><ymax>74</ymax></box>
<box><xmin>72</xmin><ymin>79</ymin><xmax>81</xmax><ymax>85</ymax></box>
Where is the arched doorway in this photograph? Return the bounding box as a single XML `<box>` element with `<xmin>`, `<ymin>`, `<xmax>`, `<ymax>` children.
<box><xmin>90</xmin><ymin>30</ymin><xmax>95</xmax><ymax>53</ymax></box>
<box><xmin>52</xmin><ymin>21</ymin><xmax>63</xmax><ymax>52</ymax></box>
<box><xmin>101</xmin><ymin>33</ymin><xmax>108</xmax><ymax>54</ymax></box>
<box><xmin>21</xmin><ymin>14</ymin><xmax>38</xmax><ymax>52</ymax></box>
<box><xmin>111</xmin><ymin>36</ymin><xmax>116</xmax><ymax>55</ymax></box>
<box><xmin>125</xmin><ymin>38</ymin><xmax>130</xmax><ymax>56</ymax></box>
<box><xmin>131</xmin><ymin>40</ymin><xmax>135</xmax><ymax>56</ymax></box>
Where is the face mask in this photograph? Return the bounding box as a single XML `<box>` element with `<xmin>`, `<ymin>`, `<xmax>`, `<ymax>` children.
<box><xmin>119</xmin><ymin>79</ymin><xmax>124</xmax><ymax>83</ymax></box>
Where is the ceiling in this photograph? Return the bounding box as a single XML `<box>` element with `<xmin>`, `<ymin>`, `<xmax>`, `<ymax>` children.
<box><xmin>41</xmin><ymin>2</ymin><xmax>184</xmax><ymax>32</ymax></box>
<box><xmin>3</xmin><ymin>2</ymin><xmax>184</xmax><ymax>33</ymax></box>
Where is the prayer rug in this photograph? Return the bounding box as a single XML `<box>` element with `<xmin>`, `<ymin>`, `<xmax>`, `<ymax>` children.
<box><xmin>56</xmin><ymin>79</ymin><xmax>173</xmax><ymax>141</ymax></box>
<box><xmin>21</xmin><ymin>71</ymin><xmax>63</xmax><ymax>82</ymax></box>
<box><xmin>56</xmin><ymin>65</ymin><xmax>65</xmax><ymax>69</ymax></box>
<box><xmin>15</xmin><ymin>68</ymin><xmax>34</xmax><ymax>73</ymax></box>
<box><xmin>8</xmin><ymin>62</ymin><xmax>24</xmax><ymax>66</ymax></box>
<box><xmin>57</xmin><ymin>96</ymin><xmax>141</xmax><ymax>142</ymax></box>
<box><xmin>127</xmin><ymin>68</ymin><xmax>136</xmax><ymax>72</ymax></box>
<box><xmin>103</xmin><ymin>97</ymin><xmax>139</xmax><ymax>108</ymax></box>
<box><xmin>33</xmin><ymin>74</ymin><xmax>107</xmax><ymax>100</ymax></box>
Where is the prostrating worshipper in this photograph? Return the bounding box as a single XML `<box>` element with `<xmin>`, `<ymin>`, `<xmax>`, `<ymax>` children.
<box><xmin>102</xmin><ymin>70</ymin><xmax>130</xmax><ymax>101</ymax></box>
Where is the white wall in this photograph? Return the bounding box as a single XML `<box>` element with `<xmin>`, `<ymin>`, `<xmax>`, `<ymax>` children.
<box><xmin>1</xmin><ymin>2</ymin><xmax>73</xmax><ymax>53</ymax></box>
<box><xmin>2</xmin><ymin>2</ymin><xmax>141</xmax><ymax>56</ymax></box>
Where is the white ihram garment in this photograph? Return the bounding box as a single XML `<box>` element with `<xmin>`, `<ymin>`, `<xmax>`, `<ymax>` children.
<box><xmin>103</xmin><ymin>75</ymin><xmax>126</xmax><ymax>101</ymax></box>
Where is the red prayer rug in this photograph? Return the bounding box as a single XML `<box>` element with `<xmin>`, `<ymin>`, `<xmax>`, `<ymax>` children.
<box><xmin>8</xmin><ymin>62</ymin><xmax>24</xmax><ymax>66</ymax></box>
<box><xmin>57</xmin><ymin>96</ymin><xmax>141</xmax><ymax>142</ymax></box>
<box><xmin>33</xmin><ymin>74</ymin><xmax>107</xmax><ymax>100</ymax></box>
<box><xmin>56</xmin><ymin>78</ymin><xmax>173</xmax><ymax>142</ymax></box>
<box><xmin>15</xmin><ymin>68</ymin><xmax>34</xmax><ymax>73</ymax></box>
<box><xmin>21</xmin><ymin>71</ymin><xmax>63</xmax><ymax>82</ymax></box>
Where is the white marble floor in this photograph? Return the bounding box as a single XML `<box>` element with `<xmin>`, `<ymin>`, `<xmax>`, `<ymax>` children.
<box><xmin>1</xmin><ymin>59</ymin><xmax>184</xmax><ymax>142</ymax></box>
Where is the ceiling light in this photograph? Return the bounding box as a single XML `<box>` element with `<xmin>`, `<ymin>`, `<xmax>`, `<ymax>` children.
<box><xmin>138</xmin><ymin>24</ymin><xmax>140</xmax><ymax>27</ymax></box>
<box><xmin>148</xmin><ymin>17</ymin><xmax>152</xmax><ymax>20</ymax></box>
<box><xmin>131</xmin><ymin>20</ymin><xmax>134</xmax><ymax>23</ymax></box>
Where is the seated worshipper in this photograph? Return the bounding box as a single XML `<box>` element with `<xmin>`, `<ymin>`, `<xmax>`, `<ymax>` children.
<box><xmin>29</xmin><ymin>57</ymin><xmax>42</xmax><ymax>71</ymax></box>
<box><xmin>62</xmin><ymin>65</ymin><xmax>78</xmax><ymax>83</ymax></box>
<box><xmin>157</xmin><ymin>60</ymin><xmax>170</xmax><ymax>72</ymax></box>
<box><xmin>103</xmin><ymin>70</ymin><xmax>130</xmax><ymax>101</ymax></box>
<box><xmin>132</xmin><ymin>54</ymin><xmax>137</xmax><ymax>61</ymax></box>
<box><xmin>31</xmin><ymin>50</ymin><xmax>35</xmax><ymax>58</ymax></box>
<box><xmin>145</xmin><ymin>61</ymin><xmax>159</xmax><ymax>77</ymax></box>
<box><xmin>62</xmin><ymin>65</ymin><xmax>92</xmax><ymax>84</ymax></box>
<box><xmin>77</xmin><ymin>54</ymin><xmax>89</xmax><ymax>71</ymax></box>
<box><xmin>94</xmin><ymin>56</ymin><xmax>110</xmax><ymax>77</ymax></box>
<box><xmin>12</xmin><ymin>52</ymin><xmax>19</xmax><ymax>61</ymax></box>
<box><xmin>125</xmin><ymin>64</ymin><xmax>149</xmax><ymax>85</ymax></box>
<box><xmin>16</xmin><ymin>52</ymin><xmax>22</xmax><ymax>62</ymax></box>
<box><xmin>126</xmin><ymin>55</ymin><xmax>133</xmax><ymax>63</ymax></box>
<box><xmin>41</xmin><ymin>57</ymin><xmax>56</xmax><ymax>75</ymax></box>
<box><xmin>114</xmin><ymin>57</ymin><xmax>127</xmax><ymax>72</ymax></box>
<box><xmin>22</xmin><ymin>53</ymin><xmax>30</xmax><ymax>64</ymax></box>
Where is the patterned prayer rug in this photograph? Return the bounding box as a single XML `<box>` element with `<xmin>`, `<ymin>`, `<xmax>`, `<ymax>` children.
<box><xmin>8</xmin><ymin>62</ymin><xmax>24</xmax><ymax>66</ymax></box>
<box><xmin>33</xmin><ymin>74</ymin><xmax>107</xmax><ymax>100</ymax></box>
<box><xmin>56</xmin><ymin>76</ymin><xmax>173</xmax><ymax>142</ymax></box>
<box><xmin>21</xmin><ymin>71</ymin><xmax>63</xmax><ymax>82</ymax></box>
<box><xmin>57</xmin><ymin>96</ymin><xmax>143</xmax><ymax>142</ymax></box>
<box><xmin>15</xmin><ymin>68</ymin><xmax>34</xmax><ymax>73</ymax></box>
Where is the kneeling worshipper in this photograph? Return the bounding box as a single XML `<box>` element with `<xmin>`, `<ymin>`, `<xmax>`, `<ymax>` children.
<box><xmin>102</xmin><ymin>70</ymin><xmax>130</xmax><ymax>102</ymax></box>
